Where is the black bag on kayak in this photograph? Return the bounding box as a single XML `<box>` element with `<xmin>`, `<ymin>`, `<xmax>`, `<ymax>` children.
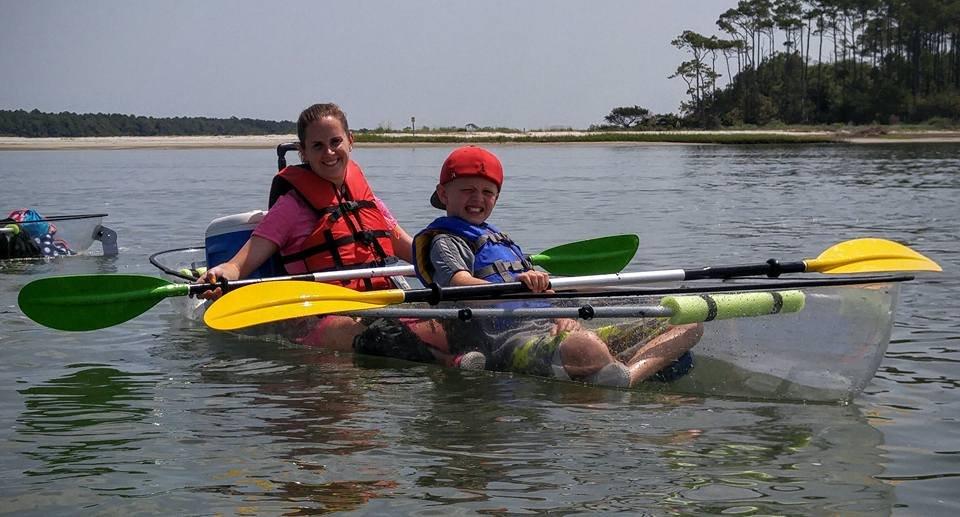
<box><xmin>0</xmin><ymin>219</ymin><xmax>43</xmax><ymax>260</ymax></box>
<box><xmin>353</xmin><ymin>318</ymin><xmax>439</xmax><ymax>364</ymax></box>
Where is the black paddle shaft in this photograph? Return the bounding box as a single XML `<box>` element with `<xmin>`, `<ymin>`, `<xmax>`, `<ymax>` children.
<box><xmin>403</xmin><ymin>260</ymin><xmax>809</xmax><ymax>305</ymax></box>
<box><xmin>682</xmin><ymin>260</ymin><xmax>807</xmax><ymax>280</ymax></box>
<box><xmin>187</xmin><ymin>273</ymin><xmax>322</xmax><ymax>296</ymax></box>
<box><xmin>405</xmin><ymin>282</ymin><xmax>534</xmax><ymax>305</ymax></box>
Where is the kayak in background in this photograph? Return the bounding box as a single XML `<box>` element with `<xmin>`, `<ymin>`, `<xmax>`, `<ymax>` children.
<box><xmin>1</xmin><ymin>209</ymin><xmax>118</xmax><ymax>260</ymax></box>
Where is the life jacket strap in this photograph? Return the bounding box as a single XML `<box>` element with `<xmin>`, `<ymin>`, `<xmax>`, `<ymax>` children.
<box><xmin>475</xmin><ymin>258</ymin><xmax>532</xmax><ymax>283</ymax></box>
<box><xmin>282</xmin><ymin>229</ymin><xmax>392</xmax><ymax>264</ymax></box>
<box><xmin>315</xmin><ymin>199</ymin><xmax>377</xmax><ymax>222</ymax></box>
<box><xmin>472</xmin><ymin>231</ymin><xmax>513</xmax><ymax>253</ymax></box>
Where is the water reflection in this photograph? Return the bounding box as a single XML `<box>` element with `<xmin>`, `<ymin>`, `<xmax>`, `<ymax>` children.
<box><xmin>169</xmin><ymin>333</ymin><xmax>402</xmax><ymax>513</ymax></box>
<box><xmin>16</xmin><ymin>365</ymin><xmax>161</xmax><ymax>479</ymax></box>
<box><xmin>0</xmin><ymin>254</ymin><xmax>120</xmax><ymax>277</ymax></box>
<box><xmin>360</xmin><ymin>367</ymin><xmax>896</xmax><ymax>514</ymax></box>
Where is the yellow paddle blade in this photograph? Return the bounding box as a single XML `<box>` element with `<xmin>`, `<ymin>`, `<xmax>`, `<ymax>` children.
<box><xmin>203</xmin><ymin>281</ymin><xmax>406</xmax><ymax>330</ymax></box>
<box><xmin>805</xmin><ymin>238</ymin><xmax>942</xmax><ymax>273</ymax></box>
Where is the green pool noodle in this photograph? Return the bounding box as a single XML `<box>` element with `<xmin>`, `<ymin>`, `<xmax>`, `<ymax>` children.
<box><xmin>661</xmin><ymin>290</ymin><xmax>806</xmax><ymax>325</ymax></box>
<box><xmin>178</xmin><ymin>266</ymin><xmax>208</xmax><ymax>279</ymax></box>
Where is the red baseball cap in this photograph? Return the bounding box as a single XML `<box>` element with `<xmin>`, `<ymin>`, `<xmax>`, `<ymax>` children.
<box><xmin>430</xmin><ymin>146</ymin><xmax>503</xmax><ymax>209</ymax></box>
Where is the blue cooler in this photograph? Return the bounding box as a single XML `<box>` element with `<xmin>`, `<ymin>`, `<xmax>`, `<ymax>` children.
<box><xmin>204</xmin><ymin>210</ymin><xmax>279</xmax><ymax>279</ymax></box>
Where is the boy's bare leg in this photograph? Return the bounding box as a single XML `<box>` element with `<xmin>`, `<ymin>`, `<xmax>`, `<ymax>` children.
<box><xmin>556</xmin><ymin>331</ymin><xmax>618</xmax><ymax>378</ymax></box>
<box><xmin>625</xmin><ymin>323</ymin><xmax>704</xmax><ymax>386</ymax></box>
<box><xmin>298</xmin><ymin>315</ymin><xmax>366</xmax><ymax>351</ymax></box>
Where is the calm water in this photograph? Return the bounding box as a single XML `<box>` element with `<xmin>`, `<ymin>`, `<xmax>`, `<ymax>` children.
<box><xmin>1</xmin><ymin>143</ymin><xmax>957</xmax><ymax>515</ymax></box>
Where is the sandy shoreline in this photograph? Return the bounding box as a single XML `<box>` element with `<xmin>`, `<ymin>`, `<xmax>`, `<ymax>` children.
<box><xmin>0</xmin><ymin>135</ymin><xmax>298</xmax><ymax>150</ymax></box>
<box><xmin>1</xmin><ymin>130</ymin><xmax>958</xmax><ymax>150</ymax></box>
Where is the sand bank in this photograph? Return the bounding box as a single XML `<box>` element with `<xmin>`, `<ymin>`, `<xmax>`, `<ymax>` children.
<box><xmin>0</xmin><ymin>135</ymin><xmax>296</xmax><ymax>150</ymax></box>
<box><xmin>1</xmin><ymin>130</ymin><xmax>958</xmax><ymax>150</ymax></box>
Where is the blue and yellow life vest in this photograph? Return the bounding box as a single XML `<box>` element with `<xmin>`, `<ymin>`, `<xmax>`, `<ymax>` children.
<box><xmin>413</xmin><ymin>216</ymin><xmax>533</xmax><ymax>285</ymax></box>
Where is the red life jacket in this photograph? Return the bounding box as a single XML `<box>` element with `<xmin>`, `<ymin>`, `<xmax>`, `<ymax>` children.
<box><xmin>268</xmin><ymin>161</ymin><xmax>396</xmax><ymax>291</ymax></box>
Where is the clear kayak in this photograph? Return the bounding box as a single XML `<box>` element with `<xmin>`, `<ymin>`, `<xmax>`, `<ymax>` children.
<box><xmin>1</xmin><ymin>212</ymin><xmax>118</xmax><ymax>260</ymax></box>
<box><xmin>149</xmin><ymin>246</ymin><xmax>908</xmax><ymax>403</ymax></box>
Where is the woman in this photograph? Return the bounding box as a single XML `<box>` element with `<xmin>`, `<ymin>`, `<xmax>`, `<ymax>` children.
<box><xmin>198</xmin><ymin>103</ymin><xmax>415</xmax><ymax>351</ymax></box>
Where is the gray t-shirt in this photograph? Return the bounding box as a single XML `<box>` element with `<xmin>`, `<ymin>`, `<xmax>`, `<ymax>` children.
<box><xmin>428</xmin><ymin>233</ymin><xmax>476</xmax><ymax>287</ymax></box>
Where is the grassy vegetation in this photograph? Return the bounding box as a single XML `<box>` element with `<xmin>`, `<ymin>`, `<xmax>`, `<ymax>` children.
<box><xmin>718</xmin><ymin>121</ymin><xmax>960</xmax><ymax>133</ymax></box>
<box><xmin>354</xmin><ymin>131</ymin><xmax>840</xmax><ymax>145</ymax></box>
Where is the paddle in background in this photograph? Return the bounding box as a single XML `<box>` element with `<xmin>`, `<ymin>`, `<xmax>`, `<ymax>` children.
<box><xmin>203</xmin><ymin>237</ymin><xmax>941</xmax><ymax>330</ymax></box>
<box><xmin>18</xmin><ymin>234</ymin><xmax>639</xmax><ymax>331</ymax></box>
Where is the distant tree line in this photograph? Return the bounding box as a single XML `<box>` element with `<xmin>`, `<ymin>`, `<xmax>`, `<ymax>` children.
<box><xmin>593</xmin><ymin>106</ymin><xmax>684</xmax><ymax>130</ymax></box>
<box><xmin>0</xmin><ymin>109</ymin><xmax>296</xmax><ymax>137</ymax></box>
<box><xmin>605</xmin><ymin>0</ymin><xmax>960</xmax><ymax>129</ymax></box>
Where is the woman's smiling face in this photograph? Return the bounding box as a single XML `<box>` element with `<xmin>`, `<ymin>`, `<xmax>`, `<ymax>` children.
<box><xmin>300</xmin><ymin>115</ymin><xmax>354</xmax><ymax>185</ymax></box>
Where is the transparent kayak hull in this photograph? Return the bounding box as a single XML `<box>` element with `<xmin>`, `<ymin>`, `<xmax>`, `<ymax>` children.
<box><xmin>150</xmin><ymin>247</ymin><xmax>902</xmax><ymax>402</ymax></box>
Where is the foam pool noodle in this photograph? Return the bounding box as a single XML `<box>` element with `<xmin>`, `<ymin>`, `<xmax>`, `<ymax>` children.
<box><xmin>661</xmin><ymin>290</ymin><xmax>805</xmax><ymax>325</ymax></box>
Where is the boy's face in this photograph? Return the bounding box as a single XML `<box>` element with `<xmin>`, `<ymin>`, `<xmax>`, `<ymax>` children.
<box><xmin>438</xmin><ymin>177</ymin><xmax>499</xmax><ymax>225</ymax></box>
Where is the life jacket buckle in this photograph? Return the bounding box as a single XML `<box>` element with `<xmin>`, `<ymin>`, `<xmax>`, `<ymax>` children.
<box><xmin>357</xmin><ymin>230</ymin><xmax>376</xmax><ymax>243</ymax></box>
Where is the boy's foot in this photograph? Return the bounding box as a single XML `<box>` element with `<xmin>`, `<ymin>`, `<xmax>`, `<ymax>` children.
<box><xmin>454</xmin><ymin>351</ymin><xmax>487</xmax><ymax>370</ymax></box>
<box><xmin>648</xmin><ymin>351</ymin><xmax>694</xmax><ymax>382</ymax></box>
<box><xmin>583</xmin><ymin>362</ymin><xmax>631</xmax><ymax>388</ymax></box>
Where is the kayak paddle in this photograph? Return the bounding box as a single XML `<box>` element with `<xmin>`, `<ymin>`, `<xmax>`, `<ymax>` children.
<box><xmin>526</xmin><ymin>234</ymin><xmax>638</xmax><ymax>276</ymax></box>
<box><xmin>18</xmin><ymin>234</ymin><xmax>639</xmax><ymax>331</ymax></box>
<box><xmin>204</xmin><ymin>237</ymin><xmax>940</xmax><ymax>330</ymax></box>
<box><xmin>290</xmin><ymin>289</ymin><xmax>805</xmax><ymax>325</ymax></box>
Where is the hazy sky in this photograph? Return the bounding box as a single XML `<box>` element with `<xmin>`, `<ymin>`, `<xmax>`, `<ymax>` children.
<box><xmin>1</xmin><ymin>0</ymin><xmax>738</xmax><ymax>130</ymax></box>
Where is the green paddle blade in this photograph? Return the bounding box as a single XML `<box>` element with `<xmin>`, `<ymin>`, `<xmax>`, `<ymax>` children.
<box><xmin>18</xmin><ymin>274</ymin><xmax>188</xmax><ymax>331</ymax></box>
<box><xmin>531</xmin><ymin>234</ymin><xmax>639</xmax><ymax>275</ymax></box>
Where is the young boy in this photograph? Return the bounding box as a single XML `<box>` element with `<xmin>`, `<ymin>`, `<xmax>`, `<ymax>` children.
<box><xmin>413</xmin><ymin>145</ymin><xmax>702</xmax><ymax>387</ymax></box>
